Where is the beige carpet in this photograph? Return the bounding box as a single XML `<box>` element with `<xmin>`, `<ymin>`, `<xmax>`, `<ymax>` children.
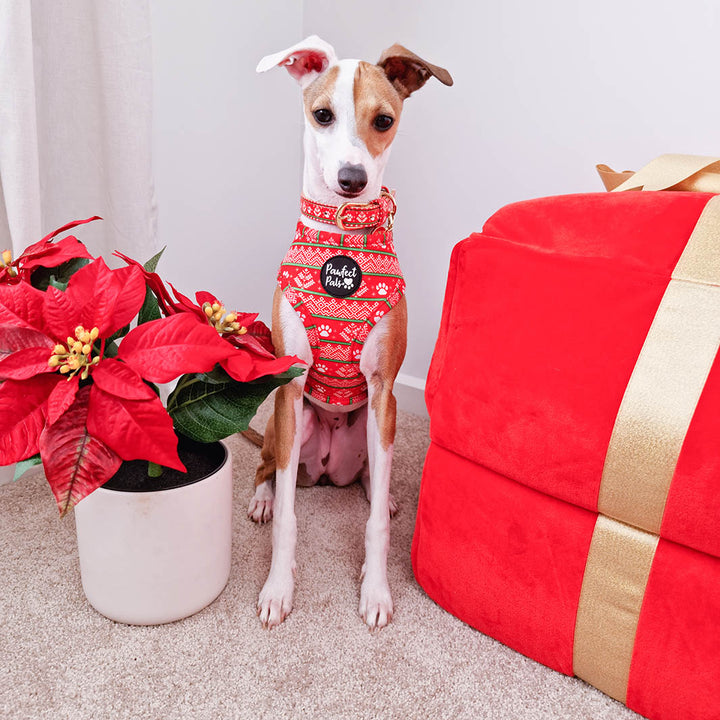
<box><xmin>0</xmin><ymin>401</ymin><xmax>642</xmax><ymax>720</ymax></box>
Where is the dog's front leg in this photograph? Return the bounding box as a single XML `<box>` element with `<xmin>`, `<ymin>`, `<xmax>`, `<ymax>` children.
<box><xmin>257</xmin><ymin>289</ymin><xmax>310</xmax><ymax>628</ymax></box>
<box><xmin>358</xmin><ymin>299</ymin><xmax>407</xmax><ymax>629</ymax></box>
<box><xmin>257</xmin><ymin>379</ymin><xmax>303</xmax><ymax>627</ymax></box>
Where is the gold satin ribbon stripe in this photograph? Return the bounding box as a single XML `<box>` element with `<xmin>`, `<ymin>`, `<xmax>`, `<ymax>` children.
<box><xmin>573</xmin><ymin>516</ymin><xmax>659</xmax><ymax>704</ymax></box>
<box><xmin>574</xmin><ymin>163</ymin><xmax>720</xmax><ymax>705</ymax></box>
<box><xmin>598</xmin><ymin>195</ymin><xmax>720</xmax><ymax>533</ymax></box>
<box><xmin>598</xmin><ymin>279</ymin><xmax>720</xmax><ymax>532</ymax></box>
<box><xmin>673</xmin><ymin>195</ymin><xmax>720</xmax><ymax>285</ymax></box>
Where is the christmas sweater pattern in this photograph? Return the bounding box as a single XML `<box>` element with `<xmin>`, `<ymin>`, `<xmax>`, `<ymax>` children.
<box><xmin>278</xmin><ymin>220</ymin><xmax>405</xmax><ymax>406</ymax></box>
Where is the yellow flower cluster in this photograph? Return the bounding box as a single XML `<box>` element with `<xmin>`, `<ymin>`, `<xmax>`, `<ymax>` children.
<box><xmin>1</xmin><ymin>249</ymin><xmax>16</xmax><ymax>276</ymax></box>
<box><xmin>48</xmin><ymin>325</ymin><xmax>101</xmax><ymax>380</ymax></box>
<box><xmin>203</xmin><ymin>301</ymin><xmax>247</xmax><ymax>336</ymax></box>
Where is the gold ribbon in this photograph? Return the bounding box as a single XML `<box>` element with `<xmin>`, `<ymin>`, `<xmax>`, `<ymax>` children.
<box><xmin>574</xmin><ymin>158</ymin><xmax>720</xmax><ymax>702</ymax></box>
<box><xmin>573</xmin><ymin>516</ymin><xmax>659</xmax><ymax>704</ymax></box>
<box><xmin>597</xmin><ymin>153</ymin><xmax>720</xmax><ymax>193</ymax></box>
<box><xmin>599</xmin><ymin>197</ymin><xmax>720</xmax><ymax>533</ymax></box>
<box><xmin>598</xmin><ymin>185</ymin><xmax>720</xmax><ymax>533</ymax></box>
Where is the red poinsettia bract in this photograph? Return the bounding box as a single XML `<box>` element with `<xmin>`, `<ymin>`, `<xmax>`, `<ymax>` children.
<box><xmin>0</xmin><ymin>258</ymin><xmax>235</xmax><ymax>515</ymax></box>
<box><xmin>115</xmin><ymin>251</ymin><xmax>300</xmax><ymax>381</ymax></box>
<box><xmin>0</xmin><ymin>217</ymin><xmax>98</xmax><ymax>285</ymax></box>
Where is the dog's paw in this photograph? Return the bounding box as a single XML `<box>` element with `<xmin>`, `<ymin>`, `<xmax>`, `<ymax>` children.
<box><xmin>247</xmin><ymin>483</ymin><xmax>274</xmax><ymax>524</ymax></box>
<box><xmin>360</xmin><ymin>479</ymin><xmax>398</xmax><ymax>519</ymax></box>
<box><xmin>359</xmin><ymin>575</ymin><xmax>393</xmax><ymax>630</ymax></box>
<box><xmin>258</xmin><ymin>572</ymin><xmax>294</xmax><ymax>629</ymax></box>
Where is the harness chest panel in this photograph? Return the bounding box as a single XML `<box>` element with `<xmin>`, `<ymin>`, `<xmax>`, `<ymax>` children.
<box><xmin>278</xmin><ymin>220</ymin><xmax>405</xmax><ymax>406</ymax></box>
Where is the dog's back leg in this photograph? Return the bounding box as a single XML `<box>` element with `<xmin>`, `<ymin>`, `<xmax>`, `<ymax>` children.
<box><xmin>247</xmin><ymin>414</ymin><xmax>277</xmax><ymax>524</ymax></box>
<box><xmin>247</xmin><ymin>401</ymin><xmax>326</xmax><ymax>523</ymax></box>
<box><xmin>360</xmin><ymin>472</ymin><xmax>399</xmax><ymax>517</ymax></box>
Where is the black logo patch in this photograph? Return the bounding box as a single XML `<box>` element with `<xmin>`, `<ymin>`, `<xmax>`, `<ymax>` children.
<box><xmin>320</xmin><ymin>255</ymin><xmax>362</xmax><ymax>297</ymax></box>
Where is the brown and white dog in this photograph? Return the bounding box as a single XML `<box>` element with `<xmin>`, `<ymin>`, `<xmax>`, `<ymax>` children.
<box><xmin>248</xmin><ymin>36</ymin><xmax>452</xmax><ymax>629</ymax></box>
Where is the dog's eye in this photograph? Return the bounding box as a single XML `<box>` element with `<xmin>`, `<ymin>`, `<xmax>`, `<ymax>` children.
<box><xmin>313</xmin><ymin>108</ymin><xmax>334</xmax><ymax>126</ymax></box>
<box><xmin>373</xmin><ymin>114</ymin><xmax>394</xmax><ymax>132</ymax></box>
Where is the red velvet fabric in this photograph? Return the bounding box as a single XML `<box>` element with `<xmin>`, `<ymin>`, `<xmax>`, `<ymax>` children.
<box><xmin>628</xmin><ymin>539</ymin><xmax>720</xmax><ymax>720</ymax></box>
<box><xmin>412</xmin><ymin>443</ymin><xmax>720</xmax><ymax>720</ymax></box>
<box><xmin>415</xmin><ymin>191</ymin><xmax>720</xmax><ymax>720</ymax></box>
<box><xmin>413</xmin><ymin>442</ymin><xmax>596</xmax><ymax>674</ymax></box>
<box><xmin>425</xmin><ymin>191</ymin><xmax>720</xmax><ymax>558</ymax></box>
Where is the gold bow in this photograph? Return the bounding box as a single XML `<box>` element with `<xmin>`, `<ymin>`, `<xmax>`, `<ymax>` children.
<box><xmin>597</xmin><ymin>153</ymin><xmax>720</xmax><ymax>192</ymax></box>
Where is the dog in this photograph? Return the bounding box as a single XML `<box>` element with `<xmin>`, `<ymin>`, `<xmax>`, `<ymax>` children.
<box><xmin>247</xmin><ymin>36</ymin><xmax>452</xmax><ymax>629</ymax></box>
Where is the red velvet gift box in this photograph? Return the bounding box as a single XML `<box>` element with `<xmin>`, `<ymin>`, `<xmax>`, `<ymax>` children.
<box><xmin>412</xmin><ymin>182</ymin><xmax>720</xmax><ymax>720</ymax></box>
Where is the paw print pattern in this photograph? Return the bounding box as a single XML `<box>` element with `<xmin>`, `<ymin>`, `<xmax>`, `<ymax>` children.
<box><xmin>352</xmin><ymin>347</ymin><xmax>362</xmax><ymax>360</ymax></box>
<box><xmin>373</xmin><ymin>310</ymin><xmax>385</xmax><ymax>324</ymax></box>
<box><xmin>376</xmin><ymin>282</ymin><xmax>388</xmax><ymax>296</ymax></box>
<box><xmin>314</xmin><ymin>363</ymin><xmax>329</xmax><ymax>375</ymax></box>
<box><xmin>318</xmin><ymin>324</ymin><xmax>332</xmax><ymax>338</ymax></box>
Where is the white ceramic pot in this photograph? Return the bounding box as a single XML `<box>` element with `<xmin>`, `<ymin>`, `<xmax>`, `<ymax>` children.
<box><xmin>74</xmin><ymin>441</ymin><xmax>232</xmax><ymax>625</ymax></box>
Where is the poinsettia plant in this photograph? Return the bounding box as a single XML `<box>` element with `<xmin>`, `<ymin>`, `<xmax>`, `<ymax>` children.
<box><xmin>0</xmin><ymin>218</ymin><xmax>301</xmax><ymax>515</ymax></box>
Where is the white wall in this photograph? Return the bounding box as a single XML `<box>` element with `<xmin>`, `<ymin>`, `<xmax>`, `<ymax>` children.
<box><xmin>151</xmin><ymin>0</ymin><xmax>720</xmax><ymax>412</ymax></box>
<box><xmin>150</xmin><ymin>2</ymin><xmax>302</xmax><ymax>321</ymax></box>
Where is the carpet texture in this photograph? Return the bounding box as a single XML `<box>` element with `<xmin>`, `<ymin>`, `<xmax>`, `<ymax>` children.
<box><xmin>0</xmin><ymin>401</ymin><xmax>642</xmax><ymax>720</ymax></box>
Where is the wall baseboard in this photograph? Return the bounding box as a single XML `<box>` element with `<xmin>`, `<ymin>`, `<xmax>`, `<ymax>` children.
<box><xmin>394</xmin><ymin>373</ymin><xmax>428</xmax><ymax>417</ymax></box>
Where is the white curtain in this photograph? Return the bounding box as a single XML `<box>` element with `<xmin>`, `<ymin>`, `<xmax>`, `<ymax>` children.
<box><xmin>0</xmin><ymin>0</ymin><xmax>157</xmax><ymax>262</ymax></box>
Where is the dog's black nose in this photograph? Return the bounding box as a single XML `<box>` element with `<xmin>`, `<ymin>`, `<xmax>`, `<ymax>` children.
<box><xmin>338</xmin><ymin>164</ymin><xmax>368</xmax><ymax>195</ymax></box>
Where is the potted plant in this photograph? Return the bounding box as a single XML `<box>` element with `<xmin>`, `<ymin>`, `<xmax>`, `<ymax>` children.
<box><xmin>0</xmin><ymin>218</ymin><xmax>301</xmax><ymax>624</ymax></box>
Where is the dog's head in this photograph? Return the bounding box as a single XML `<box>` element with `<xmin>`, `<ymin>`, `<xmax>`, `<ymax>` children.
<box><xmin>257</xmin><ymin>36</ymin><xmax>453</xmax><ymax>205</ymax></box>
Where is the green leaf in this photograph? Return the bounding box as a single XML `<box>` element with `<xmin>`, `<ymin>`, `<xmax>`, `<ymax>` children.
<box><xmin>13</xmin><ymin>454</ymin><xmax>43</xmax><ymax>481</ymax></box>
<box><xmin>250</xmin><ymin>367</ymin><xmax>304</xmax><ymax>384</ymax></box>
<box><xmin>137</xmin><ymin>248</ymin><xmax>165</xmax><ymax>325</ymax></box>
<box><xmin>201</xmin><ymin>367</ymin><xmax>234</xmax><ymax>385</ymax></box>
<box><xmin>143</xmin><ymin>247</ymin><xmax>165</xmax><ymax>273</ymax></box>
<box><xmin>195</xmin><ymin>365</ymin><xmax>303</xmax><ymax>387</ymax></box>
<box><xmin>106</xmin><ymin>323</ymin><xmax>130</xmax><ymax>346</ymax></box>
<box><xmin>169</xmin><ymin>368</ymin><xmax>302</xmax><ymax>443</ymax></box>
<box><xmin>31</xmin><ymin>257</ymin><xmax>91</xmax><ymax>292</ymax></box>
<box><xmin>138</xmin><ymin>286</ymin><xmax>162</xmax><ymax>326</ymax></box>
<box><xmin>103</xmin><ymin>340</ymin><xmax>120</xmax><ymax>358</ymax></box>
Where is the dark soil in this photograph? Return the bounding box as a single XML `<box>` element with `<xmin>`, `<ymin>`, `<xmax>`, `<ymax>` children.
<box><xmin>102</xmin><ymin>437</ymin><xmax>227</xmax><ymax>493</ymax></box>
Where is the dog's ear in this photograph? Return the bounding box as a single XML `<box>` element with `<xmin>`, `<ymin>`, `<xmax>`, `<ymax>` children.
<box><xmin>377</xmin><ymin>44</ymin><xmax>453</xmax><ymax>99</ymax></box>
<box><xmin>257</xmin><ymin>35</ymin><xmax>337</xmax><ymax>88</ymax></box>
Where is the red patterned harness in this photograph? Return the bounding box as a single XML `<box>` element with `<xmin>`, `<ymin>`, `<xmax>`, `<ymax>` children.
<box><xmin>278</xmin><ymin>220</ymin><xmax>405</xmax><ymax>406</ymax></box>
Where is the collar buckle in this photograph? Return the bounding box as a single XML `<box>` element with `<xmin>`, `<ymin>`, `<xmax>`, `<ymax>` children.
<box><xmin>335</xmin><ymin>202</ymin><xmax>355</xmax><ymax>231</ymax></box>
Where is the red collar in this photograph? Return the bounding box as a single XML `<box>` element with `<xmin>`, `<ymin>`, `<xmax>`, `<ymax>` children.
<box><xmin>300</xmin><ymin>187</ymin><xmax>397</xmax><ymax>231</ymax></box>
